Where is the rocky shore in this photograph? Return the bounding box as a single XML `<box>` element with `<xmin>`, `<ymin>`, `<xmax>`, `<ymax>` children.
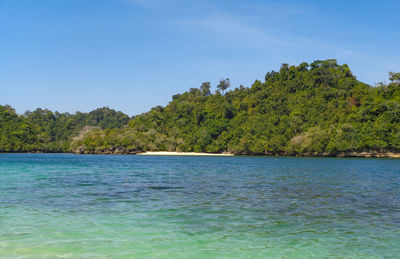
<box><xmin>73</xmin><ymin>146</ymin><xmax>140</xmax><ymax>155</ymax></box>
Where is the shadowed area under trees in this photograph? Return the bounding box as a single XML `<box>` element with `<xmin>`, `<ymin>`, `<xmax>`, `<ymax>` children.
<box><xmin>2</xmin><ymin>60</ymin><xmax>400</xmax><ymax>156</ymax></box>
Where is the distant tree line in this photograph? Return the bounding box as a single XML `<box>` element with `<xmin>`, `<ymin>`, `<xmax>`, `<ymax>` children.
<box><xmin>0</xmin><ymin>106</ymin><xmax>129</xmax><ymax>152</ymax></box>
<box><xmin>1</xmin><ymin>59</ymin><xmax>400</xmax><ymax>156</ymax></box>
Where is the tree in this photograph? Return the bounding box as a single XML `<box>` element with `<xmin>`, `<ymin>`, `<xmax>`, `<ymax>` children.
<box><xmin>389</xmin><ymin>72</ymin><xmax>400</xmax><ymax>86</ymax></box>
<box><xmin>200</xmin><ymin>82</ymin><xmax>211</xmax><ymax>96</ymax></box>
<box><xmin>217</xmin><ymin>78</ymin><xmax>230</xmax><ymax>94</ymax></box>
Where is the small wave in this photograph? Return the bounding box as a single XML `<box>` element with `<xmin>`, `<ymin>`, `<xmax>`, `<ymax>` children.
<box><xmin>146</xmin><ymin>186</ymin><xmax>184</xmax><ymax>190</ymax></box>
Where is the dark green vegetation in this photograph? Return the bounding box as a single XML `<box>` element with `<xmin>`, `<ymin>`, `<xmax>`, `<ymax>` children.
<box><xmin>0</xmin><ymin>107</ymin><xmax>129</xmax><ymax>152</ymax></box>
<box><xmin>2</xmin><ymin>60</ymin><xmax>400</xmax><ymax>156</ymax></box>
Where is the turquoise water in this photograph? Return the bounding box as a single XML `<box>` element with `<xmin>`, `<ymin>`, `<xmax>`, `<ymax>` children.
<box><xmin>0</xmin><ymin>154</ymin><xmax>399</xmax><ymax>258</ymax></box>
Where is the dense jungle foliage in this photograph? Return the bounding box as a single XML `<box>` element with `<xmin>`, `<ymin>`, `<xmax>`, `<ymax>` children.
<box><xmin>2</xmin><ymin>60</ymin><xmax>400</xmax><ymax>155</ymax></box>
<box><xmin>0</xmin><ymin>106</ymin><xmax>129</xmax><ymax>152</ymax></box>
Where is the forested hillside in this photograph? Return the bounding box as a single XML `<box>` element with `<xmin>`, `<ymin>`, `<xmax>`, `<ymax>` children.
<box><xmin>71</xmin><ymin>60</ymin><xmax>400</xmax><ymax>156</ymax></box>
<box><xmin>2</xmin><ymin>60</ymin><xmax>400</xmax><ymax>156</ymax></box>
<box><xmin>0</xmin><ymin>106</ymin><xmax>129</xmax><ymax>152</ymax></box>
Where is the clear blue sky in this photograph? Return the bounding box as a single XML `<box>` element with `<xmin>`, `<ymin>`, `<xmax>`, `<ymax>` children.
<box><xmin>1</xmin><ymin>0</ymin><xmax>399</xmax><ymax>116</ymax></box>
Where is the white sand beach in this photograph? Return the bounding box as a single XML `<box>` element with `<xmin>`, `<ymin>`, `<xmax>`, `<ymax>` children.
<box><xmin>137</xmin><ymin>151</ymin><xmax>234</xmax><ymax>156</ymax></box>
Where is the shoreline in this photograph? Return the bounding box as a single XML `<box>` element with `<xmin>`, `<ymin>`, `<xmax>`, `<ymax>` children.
<box><xmin>2</xmin><ymin>150</ymin><xmax>400</xmax><ymax>158</ymax></box>
<box><xmin>137</xmin><ymin>151</ymin><xmax>234</xmax><ymax>156</ymax></box>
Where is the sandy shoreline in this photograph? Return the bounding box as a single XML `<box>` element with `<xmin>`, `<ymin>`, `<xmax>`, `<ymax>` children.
<box><xmin>137</xmin><ymin>151</ymin><xmax>234</xmax><ymax>156</ymax></box>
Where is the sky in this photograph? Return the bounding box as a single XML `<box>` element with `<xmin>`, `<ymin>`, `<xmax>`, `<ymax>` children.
<box><xmin>1</xmin><ymin>0</ymin><xmax>399</xmax><ymax>116</ymax></box>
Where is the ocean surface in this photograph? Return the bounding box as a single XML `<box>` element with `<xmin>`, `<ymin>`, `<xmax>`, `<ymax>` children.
<box><xmin>0</xmin><ymin>154</ymin><xmax>399</xmax><ymax>258</ymax></box>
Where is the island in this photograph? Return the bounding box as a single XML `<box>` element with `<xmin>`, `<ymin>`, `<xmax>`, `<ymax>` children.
<box><xmin>1</xmin><ymin>60</ymin><xmax>400</xmax><ymax>158</ymax></box>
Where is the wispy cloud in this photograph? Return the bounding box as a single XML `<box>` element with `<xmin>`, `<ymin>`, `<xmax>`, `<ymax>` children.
<box><xmin>123</xmin><ymin>0</ymin><xmax>181</xmax><ymax>8</ymax></box>
<box><xmin>186</xmin><ymin>13</ymin><xmax>293</xmax><ymax>47</ymax></box>
<box><xmin>176</xmin><ymin>2</ymin><xmax>364</xmax><ymax>61</ymax></box>
<box><xmin>122</xmin><ymin>0</ymin><xmax>377</xmax><ymax>83</ymax></box>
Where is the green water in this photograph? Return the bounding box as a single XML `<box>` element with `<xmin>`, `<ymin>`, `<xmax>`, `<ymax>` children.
<box><xmin>0</xmin><ymin>154</ymin><xmax>399</xmax><ymax>258</ymax></box>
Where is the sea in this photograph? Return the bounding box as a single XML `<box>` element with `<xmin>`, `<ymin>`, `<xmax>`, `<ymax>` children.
<box><xmin>0</xmin><ymin>154</ymin><xmax>399</xmax><ymax>258</ymax></box>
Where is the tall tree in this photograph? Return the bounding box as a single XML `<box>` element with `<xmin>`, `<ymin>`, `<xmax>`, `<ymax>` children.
<box><xmin>200</xmin><ymin>82</ymin><xmax>211</xmax><ymax>96</ymax></box>
<box><xmin>389</xmin><ymin>72</ymin><xmax>400</xmax><ymax>86</ymax></box>
<box><xmin>217</xmin><ymin>78</ymin><xmax>230</xmax><ymax>94</ymax></box>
